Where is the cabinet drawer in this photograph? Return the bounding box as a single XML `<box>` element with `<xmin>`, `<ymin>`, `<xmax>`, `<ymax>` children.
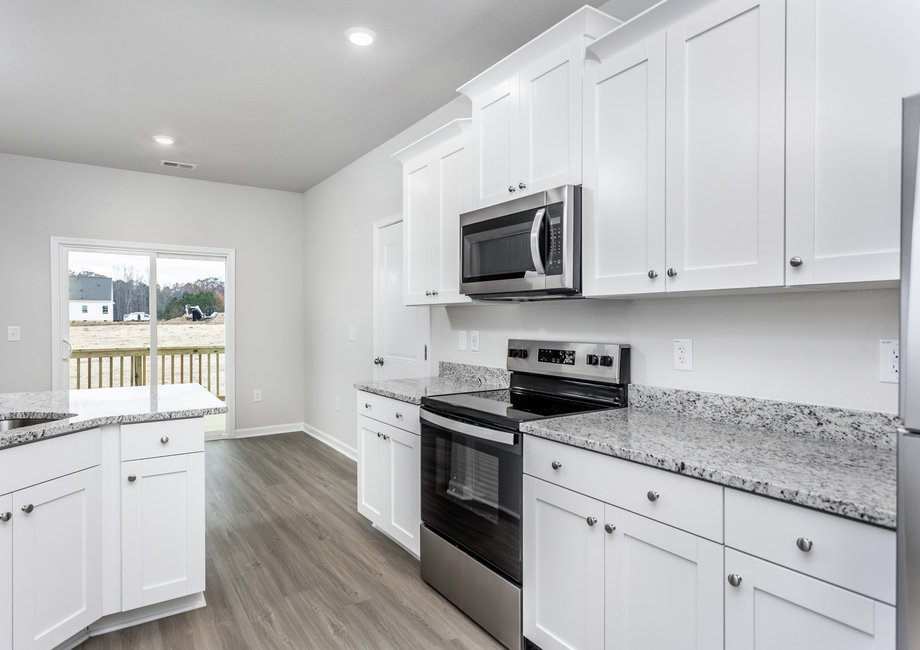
<box><xmin>525</xmin><ymin>436</ymin><xmax>723</xmax><ymax>542</ymax></box>
<box><xmin>121</xmin><ymin>418</ymin><xmax>204</xmax><ymax>461</ymax></box>
<box><xmin>0</xmin><ymin>428</ymin><xmax>101</xmax><ymax>495</ymax></box>
<box><xmin>356</xmin><ymin>392</ymin><xmax>420</xmax><ymax>435</ymax></box>
<box><xmin>725</xmin><ymin>488</ymin><xmax>895</xmax><ymax>604</ymax></box>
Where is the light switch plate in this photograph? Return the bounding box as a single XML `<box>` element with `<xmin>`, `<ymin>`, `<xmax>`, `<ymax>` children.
<box><xmin>470</xmin><ymin>330</ymin><xmax>480</xmax><ymax>352</ymax></box>
<box><xmin>7</xmin><ymin>326</ymin><xmax>20</xmax><ymax>342</ymax></box>
<box><xmin>881</xmin><ymin>339</ymin><xmax>900</xmax><ymax>383</ymax></box>
<box><xmin>459</xmin><ymin>331</ymin><xmax>467</xmax><ymax>351</ymax></box>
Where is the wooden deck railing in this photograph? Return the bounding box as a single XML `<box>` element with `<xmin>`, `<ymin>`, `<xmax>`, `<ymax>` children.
<box><xmin>70</xmin><ymin>346</ymin><xmax>225</xmax><ymax>400</ymax></box>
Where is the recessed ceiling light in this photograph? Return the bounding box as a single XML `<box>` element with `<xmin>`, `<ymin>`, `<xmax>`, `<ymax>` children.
<box><xmin>153</xmin><ymin>135</ymin><xmax>175</xmax><ymax>145</ymax></box>
<box><xmin>346</xmin><ymin>27</ymin><xmax>376</xmax><ymax>46</ymax></box>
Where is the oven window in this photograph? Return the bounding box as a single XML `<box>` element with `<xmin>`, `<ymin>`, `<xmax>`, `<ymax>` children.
<box><xmin>441</xmin><ymin>438</ymin><xmax>501</xmax><ymax>524</ymax></box>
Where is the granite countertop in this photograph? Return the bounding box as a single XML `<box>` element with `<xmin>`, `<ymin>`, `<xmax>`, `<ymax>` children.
<box><xmin>0</xmin><ymin>384</ymin><xmax>227</xmax><ymax>450</ymax></box>
<box><xmin>520</xmin><ymin>407</ymin><xmax>897</xmax><ymax>529</ymax></box>
<box><xmin>353</xmin><ymin>375</ymin><xmax>509</xmax><ymax>405</ymax></box>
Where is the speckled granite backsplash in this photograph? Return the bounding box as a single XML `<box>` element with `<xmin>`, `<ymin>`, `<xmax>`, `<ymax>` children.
<box><xmin>629</xmin><ymin>384</ymin><xmax>899</xmax><ymax>450</ymax></box>
<box><xmin>438</xmin><ymin>362</ymin><xmax>510</xmax><ymax>385</ymax></box>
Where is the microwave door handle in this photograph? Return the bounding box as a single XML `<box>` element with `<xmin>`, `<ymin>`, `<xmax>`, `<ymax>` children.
<box><xmin>530</xmin><ymin>208</ymin><xmax>547</xmax><ymax>275</ymax></box>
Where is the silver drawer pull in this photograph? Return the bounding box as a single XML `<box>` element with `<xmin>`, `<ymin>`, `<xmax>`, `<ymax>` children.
<box><xmin>0</xmin><ymin>512</ymin><xmax>10</xmax><ymax>522</ymax></box>
<box><xmin>647</xmin><ymin>490</ymin><xmax>660</xmax><ymax>502</ymax></box>
<box><xmin>395</xmin><ymin>412</ymin><xmax>403</xmax><ymax>419</ymax></box>
<box><xmin>604</xmin><ymin>523</ymin><xmax>616</xmax><ymax>534</ymax></box>
<box><xmin>796</xmin><ymin>537</ymin><xmax>813</xmax><ymax>552</ymax></box>
<box><xmin>551</xmin><ymin>461</ymin><xmax>563</xmax><ymax>470</ymax></box>
<box><xmin>365</xmin><ymin>403</ymin><xmax>372</xmax><ymax>409</ymax></box>
<box><xmin>160</xmin><ymin>436</ymin><xmax>169</xmax><ymax>444</ymax></box>
<box><xmin>727</xmin><ymin>574</ymin><xmax>743</xmax><ymax>588</ymax></box>
<box><xmin>586</xmin><ymin>516</ymin><xmax>597</xmax><ymax>526</ymax></box>
<box><xmin>21</xmin><ymin>504</ymin><xmax>34</xmax><ymax>514</ymax></box>
<box><xmin>128</xmin><ymin>474</ymin><xmax>137</xmax><ymax>482</ymax></box>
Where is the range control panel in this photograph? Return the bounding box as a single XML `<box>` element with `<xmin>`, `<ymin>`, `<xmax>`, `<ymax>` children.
<box><xmin>506</xmin><ymin>339</ymin><xmax>630</xmax><ymax>385</ymax></box>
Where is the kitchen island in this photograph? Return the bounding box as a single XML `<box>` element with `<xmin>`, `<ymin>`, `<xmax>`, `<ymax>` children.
<box><xmin>1</xmin><ymin>384</ymin><xmax>224</xmax><ymax>650</ymax></box>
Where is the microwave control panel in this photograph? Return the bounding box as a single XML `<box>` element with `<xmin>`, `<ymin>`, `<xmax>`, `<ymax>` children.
<box><xmin>545</xmin><ymin>203</ymin><xmax>564</xmax><ymax>276</ymax></box>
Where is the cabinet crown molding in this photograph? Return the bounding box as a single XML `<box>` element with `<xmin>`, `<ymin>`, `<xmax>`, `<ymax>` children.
<box><xmin>457</xmin><ymin>6</ymin><xmax>620</xmax><ymax>99</ymax></box>
<box><xmin>391</xmin><ymin>118</ymin><xmax>471</xmax><ymax>164</ymax></box>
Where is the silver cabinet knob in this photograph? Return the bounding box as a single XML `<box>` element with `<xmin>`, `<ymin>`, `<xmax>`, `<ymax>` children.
<box><xmin>0</xmin><ymin>512</ymin><xmax>10</xmax><ymax>522</ymax></box>
<box><xmin>586</xmin><ymin>516</ymin><xmax>597</xmax><ymax>526</ymax></box>
<box><xmin>796</xmin><ymin>537</ymin><xmax>813</xmax><ymax>552</ymax></box>
<box><xmin>647</xmin><ymin>490</ymin><xmax>660</xmax><ymax>502</ymax></box>
<box><xmin>395</xmin><ymin>412</ymin><xmax>403</xmax><ymax>419</ymax></box>
<box><xmin>425</xmin><ymin>291</ymin><xmax>431</xmax><ymax>296</ymax></box>
<box><xmin>648</xmin><ymin>270</ymin><xmax>658</xmax><ymax>279</ymax></box>
<box><xmin>376</xmin><ymin>432</ymin><xmax>381</xmax><ymax>438</ymax></box>
<box><xmin>508</xmin><ymin>185</ymin><xmax>516</xmax><ymax>193</ymax></box>
<box><xmin>667</xmin><ymin>268</ymin><xmax>677</xmax><ymax>278</ymax></box>
<box><xmin>21</xmin><ymin>504</ymin><xmax>34</xmax><ymax>514</ymax></box>
<box><xmin>383</xmin><ymin>434</ymin><xmax>389</xmax><ymax>441</ymax></box>
<box><xmin>727</xmin><ymin>574</ymin><xmax>743</xmax><ymax>588</ymax></box>
<box><xmin>551</xmin><ymin>461</ymin><xmax>563</xmax><ymax>470</ymax></box>
<box><xmin>127</xmin><ymin>474</ymin><xmax>137</xmax><ymax>482</ymax></box>
<box><xmin>604</xmin><ymin>523</ymin><xmax>616</xmax><ymax>534</ymax></box>
<box><xmin>374</xmin><ymin>357</ymin><xmax>385</xmax><ymax>366</ymax></box>
<box><xmin>519</xmin><ymin>182</ymin><xmax>527</xmax><ymax>189</ymax></box>
<box><xmin>432</xmin><ymin>290</ymin><xmax>438</xmax><ymax>296</ymax></box>
<box><xmin>790</xmin><ymin>256</ymin><xmax>803</xmax><ymax>268</ymax></box>
<box><xmin>365</xmin><ymin>403</ymin><xmax>372</xmax><ymax>409</ymax></box>
<box><xmin>160</xmin><ymin>436</ymin><xmax>169</xmax><ymax>444</ymax></box>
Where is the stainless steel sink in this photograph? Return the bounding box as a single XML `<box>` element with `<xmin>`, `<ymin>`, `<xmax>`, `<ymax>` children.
<box><xmin>0</xmin><ymin>418</ymin><xmax>62</xmax><ymax>432</ymax></box>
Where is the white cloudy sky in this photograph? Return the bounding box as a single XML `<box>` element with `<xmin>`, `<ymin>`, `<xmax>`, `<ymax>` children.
<box><xmin>68</xmin><ymin>251</ymin><xmax>224</xmax><ymax>287</ymax></box>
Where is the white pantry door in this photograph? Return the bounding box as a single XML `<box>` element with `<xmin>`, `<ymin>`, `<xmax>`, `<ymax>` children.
<box><xmin>374</xmin><ymin>219</ymin><xmax>430</xmax><ymax>380</ymax></box>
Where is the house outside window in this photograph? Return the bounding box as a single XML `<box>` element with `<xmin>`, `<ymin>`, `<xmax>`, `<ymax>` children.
<box><xmin>102</xmin><ymin>305</ymin><xmax>108</xmax><ymax>314</ymax></box>
<box><xmin>82</xmin><ymin>305</ymin><xmax>87</xmax><ymax>313</ymax></box>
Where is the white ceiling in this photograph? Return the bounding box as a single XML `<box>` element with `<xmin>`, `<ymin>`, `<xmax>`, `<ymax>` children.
<box><xmin>0</xmin><ymin>0</ymin><xmax>657</xmax><ymax>193</ymax></box>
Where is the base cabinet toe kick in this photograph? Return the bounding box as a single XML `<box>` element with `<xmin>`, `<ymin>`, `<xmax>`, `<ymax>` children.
<box><xmin>0</xmin><ymin>418</ymin><xmax>207</xmax><ymax>650</ymax></box>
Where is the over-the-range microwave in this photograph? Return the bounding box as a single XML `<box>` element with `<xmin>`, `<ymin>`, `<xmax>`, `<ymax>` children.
<box><xmin>459</xmin><ymin>185</ymin><xmax>581</xmax><ymax>301</ymax></box>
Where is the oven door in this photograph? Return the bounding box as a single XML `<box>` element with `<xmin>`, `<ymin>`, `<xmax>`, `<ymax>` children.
<box><xmin>420</xmin><ymin>409</ymin><xmax>523</xmax><ymax>583</ymax></box>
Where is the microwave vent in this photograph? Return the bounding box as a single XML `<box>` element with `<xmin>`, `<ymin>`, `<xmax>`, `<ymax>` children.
<box><xmin>160</xmin><ymin>160</ymin><xmax>197</xmax><ymax>170</ymax></box>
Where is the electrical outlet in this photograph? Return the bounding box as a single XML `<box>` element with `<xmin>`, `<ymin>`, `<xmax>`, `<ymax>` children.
<box><xmin>459</xmin><ymin>331</ymin><xmax>467</xmax><ymax>351</ymax></box>
<box><xmin>673</xmin><ymin>339</ymin><xmax>693</xmax><ymax>371</ymax></box>
<box><xmin>253</xmin><ymin>389</ymin><xmax>262</xmax><ymax>402</ymax></box>
<box><xmin>335</xmin><ymin>397</ymin><xmax>341</xmax><ymax>411</ymax></box>
<box><xmin>471</xmin><ymin>330</ymin><xmax>480</xmax><ymax>352</ymax></box>
<box><xmin>881</xmin><ymin>339</ymin><xmax>900</xmax><ymax>383</ymax></box>
<box><xmin>7</xmin><ymin>326</ymin><xmax>20</xmax><ymax>342</ymax></box>
<box><xmin>348</xmin><ymin>327</ymin><xmax>355</xmax><ymax>342</ymax></box>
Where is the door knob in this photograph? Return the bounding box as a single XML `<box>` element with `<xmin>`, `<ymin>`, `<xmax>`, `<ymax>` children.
<box><xmin>374</xmin><ymin>357</ymin><xmax>384</xmax><ymax>366</ymax></box>
<box><xmin>727</xmin><ymin>574</ymin><xmax>743</xmax><ymax>588</ymax></box>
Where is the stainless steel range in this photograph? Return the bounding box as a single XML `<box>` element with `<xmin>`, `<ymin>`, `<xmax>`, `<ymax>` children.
<box><xmin>419</xmin><ymin>340</ymin><xmax>630</xmax><ymax>650</ymax></box>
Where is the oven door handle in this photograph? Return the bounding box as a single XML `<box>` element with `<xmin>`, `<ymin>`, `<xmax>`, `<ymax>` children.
<box><xmin>421</xmin><ymin>410</ymin><xmax>518</xmax><ymax>446</ymax></box>
<box><xmin>529</xmin><ymin>208</ymin><xmax>546</xmax><ymax>275</ymax></box>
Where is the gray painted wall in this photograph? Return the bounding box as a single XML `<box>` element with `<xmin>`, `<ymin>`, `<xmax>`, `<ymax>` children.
<box><xmin>0</xmin><ymin>152</ymin><xmax>305</xmax><ymax>432</ymax></box>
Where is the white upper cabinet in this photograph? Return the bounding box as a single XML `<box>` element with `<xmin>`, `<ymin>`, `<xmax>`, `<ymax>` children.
<box><xmin>665</xmin><ymin>0</ymin><xmax>786</xmax><ymax>292</ymax></box>
<box><xmin>584</xmin><ymin>0</ymin><xmax>786</xmax><ymax>296</ymax></box>
<box><xmin>460</xmin><ymin>7</ymin><xmax>621</xmax><ymax>210</ymax></box>
<box><xmin>786</xmin><ymin>0</ymin><xmax>920</xmax><ymax>286</ymax></box>
<box><xmin>393</xmin><ymin>119</ymin><xmax>472</xmax><ymax>306</ymax></box>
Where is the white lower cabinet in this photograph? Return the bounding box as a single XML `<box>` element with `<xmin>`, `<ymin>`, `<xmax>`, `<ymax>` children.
<box><xmin>13</xmin><ymin>467</ymin><xmax>102</xmax><ymax>650</ymax></box>
<box><xmin>121</xmin><ymin>452</ymin><xmax>205</xmax><ymax>611</ymax></box>
<box><xmin>1</xmin><ymin>493</ymin><xmax>11</xmax><ymax>650</ymax></box>
<box><xmin>357</xmin><ymin>412</ymin><xmax>421</xmax><ymax>556</ymax></box>
<box><xmin>725</xmin><ymin>548</ymin><xmax>895</xmax><ymax>649</ymax></box>
<box><xmin>523</xmin><ymin>476</ymin><xmax>722</xmax><ymax>650</ymax></box>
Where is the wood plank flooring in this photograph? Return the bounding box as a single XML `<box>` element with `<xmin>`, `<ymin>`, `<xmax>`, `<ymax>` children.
<box><xmin>79</xmin><ymin>432</ymin><xmax>504</xmax><ymax>650</ymax></box>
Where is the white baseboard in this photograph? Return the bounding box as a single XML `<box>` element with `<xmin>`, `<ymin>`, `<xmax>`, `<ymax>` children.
<box><xmin>303</xmin><ymin>423</ymin><xmax>357</xmax><ymax>461</ymax></box>
<box><xmin>234</xmin><ymin>422</ymin><xmax>305</xmax><ymax>439</ymax></box>
<box><xmin>88</xmin><ymin>592</ymin><xmax>207</xmax><ymax>637</ymax></box>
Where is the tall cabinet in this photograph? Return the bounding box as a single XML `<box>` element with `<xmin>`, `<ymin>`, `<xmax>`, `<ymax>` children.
<box><xmin>583</xmin><ymin>0</ymin><xmax>786</xmax><ymax>296</ymax></box>
<box><xmin>392</xmin><ymin>119</ymin><xmax>472</xmax><ymax>306</ymax></box>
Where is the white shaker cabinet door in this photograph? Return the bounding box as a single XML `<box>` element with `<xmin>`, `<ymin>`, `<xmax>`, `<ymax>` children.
<box><xmin>433</xmin><ymin>131</ymin><xmax>472</xmax><ymax>305</ymax></box>
<box><xmin>471</xmin><ymin>78</ymin><xmax>520</xmax><ymax>209</ymax></box>
<box><xmin>725</xmin><ymin>548</ymin><xmax>895</xmax><ymax>650</ymax></box>
<box><xmin>785</xmin><ymin>0</ymin><xmax>920</xmax><ymax>285</ymax></box>
<box><xmin>384</xmin><ymin>424</ymin><xmax>420</xmax><ymax>556</ymax></box>
<box><xmin>604</xmin><ymin>505</ymin><xmax>723</xmax><ymax>650</ymax></box>
<box><xmin>665</xmin><ymin>0</ymin><xmax>785</xmax><ymax>292</ymax></box>
<box><xmin>583</xmin><ymin>32</ymin><xmax>666</xmax><ymax>297</ymax></box>
<box><xmin>402</xmin><ymin>152</ymin><xmax>435</xmax><ymax>305</ymax></box>
<box><xmin>523</xmin><ymin>476</ymin><xmax>604</xmax><ymax>650</ymax></box>
<box><xmin>519</xmin><ymin>43</ymin><xmax>581</xmax><ymax>197</ymax></box>
<box><xmin>0</xmin><ymin>493</ymin><xmax>10</xmax><ymax>650</ymax></box>
<box><xmin>357</xmin><ymin>415</ymin><xmax>388</xmax><ymax>527</ymax></box>
<box><xmin>122</xmin><ymin>452</ymin><xmax>205</xmax><ymax>611</ymax></box>
<box><xmin>13</xmin><ymin>467</ymin><xmax>102</xmax><ymax>650</ymax></box>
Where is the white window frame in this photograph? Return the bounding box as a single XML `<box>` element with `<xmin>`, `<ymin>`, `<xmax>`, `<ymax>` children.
<box><xmin>51</xmin><ymin>236</ymin><xmax>236</xmax><ymax>438</ymax></box>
